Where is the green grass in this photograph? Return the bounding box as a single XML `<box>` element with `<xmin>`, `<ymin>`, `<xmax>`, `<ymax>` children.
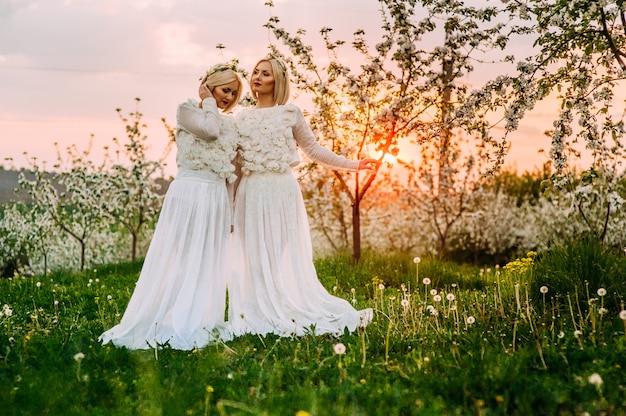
<box><xmin>1</xmin><ymin>252</ymin><xmax>625</xmax><ymax>415</ymax></box>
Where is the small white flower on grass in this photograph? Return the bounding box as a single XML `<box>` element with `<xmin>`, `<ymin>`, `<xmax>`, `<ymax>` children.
<box><xmin>350</xmin><ymin>288</ymin><xmax>355</xmax><ymax>294</ymax></box>
<box><xmin>598</xmin><ymin>307</ymin><xmax>608</xmax><ymax>316</ymax></box>
<box><xmin>466</xmin><ymin>316</ymin><xmax>476</xmax><ymax>324</ymax></box>
<box><xmin>574</xmin><ymin>330</ymin><xmax>582</xmax><ymax>338</ymax></box>
<box><xmin>540</xmin><ymin>286</ymin><xmax>548</xmax><ymax>294</ymax></box>
<box><xmin>446</xmin><ymin>293</ymin><xmax>455</xmax><ymax>301</ymax></box>
<box><xmin>423</xmin><ymin>278</ymin><xmax>431</xmax><ymax>285</ymax></box>
<box><xmin>3</xmin><ymin>304</ymin><xmax>12</xmax><ymax>317</ymax></box>
<box><xmin>74</xmin><ymin>352</ymin><xmax>85</xmax><ymax>363</ymax></box>
<box><xmin>107</xmin><ymin>295</ymin><xmax>113</xmax><ymax>301</ymax></box>
<box><xmin>597</xmin><ymin>288</ymin><xmax>607</xmax><ymax>297</ymax></box>
<box><xmin>378</xmin><ymin>283</ymin><xmax>385</xmax><ymax>291</ymax></box>
<box><xmin>36</xmin><ymin>281</ymin><xmax>41</xmax><ymax>287</ymax></box>
<box><xmin>430</xmin><ymin>308</ymin><xmax>439</xmax><ymax>316</ymax></box>
<box><xmin>620</xmin><ymin>310</ymin><xmax>626</xmax><ymax>320</ymax></box>
<box><xmin>401</xmin><ymin>299</ymin><xmax>409</xmax><ymax>308</ymax></box>
<box><xmin>333</xmin><ymin>343</ymin><xmax>346</xmax><ymax>355</ymax></box>
<box><xmin>413</xmin><ymin>257</ymin><xmax>421</xmax><ymax>264</ymax></box>
<box><xmin>433</xmin><ymin>295</ymin><xmax>442</xmax><ymax>302</ymax></box>
<box><xmin>557</xmin><ymin>331</ymin><xmax>565</xmax><ymax>339</ymax></box>
<box><xmin>588</xmin><ymin>373</ymin><xmax>603</xmax><ymax>387</ymax></box>
<box><xmin>430</xmin><ymin>289</ymin><xmax>438</xmax><ymax>296</ymax></box>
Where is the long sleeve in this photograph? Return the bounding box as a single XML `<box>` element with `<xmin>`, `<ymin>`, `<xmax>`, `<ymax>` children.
<box><xmin>176</xmin><ymin>98</ymin><xmax>221</xmax><ymax>142</ymax></box>
<box><xmin>291</xmin><ymin>106</ymin><xmax>360</xmax><ymax>172</ymax></box>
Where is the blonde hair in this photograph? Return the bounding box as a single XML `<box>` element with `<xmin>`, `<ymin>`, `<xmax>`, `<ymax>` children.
<box><xmin>201</xmin><ymin>68</ymin><xmax>243</xmax><ymax>113</ymax></box>
<box><xmin>250</xmin><ymin>57</ymin><xmax>290</xmax><ymax>105</ymax></box>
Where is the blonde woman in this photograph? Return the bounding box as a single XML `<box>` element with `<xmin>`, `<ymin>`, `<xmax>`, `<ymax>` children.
<box><xmin>227</xmin><ymin>56</ymin><xmax>378</xmax><ymax>338</ymax></box>
<box><xmin>99</xmin><ymin>64</ymin><xmax>242</xmax><ymax>350</ymax></box>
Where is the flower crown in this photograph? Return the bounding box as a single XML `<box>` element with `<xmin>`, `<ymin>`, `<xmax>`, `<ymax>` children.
<box><xmin>263</xmin><ymin>53</ymin><xmax>287</xmax><ymax>72</ymax></box>
<box><xmin>200</xmin><ymin>60</ymin><xmax>242</xmax><ymax>83</ymax></box>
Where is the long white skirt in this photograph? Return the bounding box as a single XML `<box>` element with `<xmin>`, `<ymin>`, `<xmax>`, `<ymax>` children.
<box><xmin>228</xmin><ymin>171</ymin><xmax>372</xmax><ymax>337</ymax></box>
<box><xmin>99</xmin><ymin>169</ymin><xmax>232</xmax><ymax>350</ymax></box>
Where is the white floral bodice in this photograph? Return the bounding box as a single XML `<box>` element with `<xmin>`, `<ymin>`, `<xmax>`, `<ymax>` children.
<box><xmin>235</xmin><ymin>104</ymin><xmax>359</xmax><ymax>175</ymax></box>
<box><xmin>175</xmin><ymin>98</ymin><xmax>238</xmax><ymax>183</ymax></box>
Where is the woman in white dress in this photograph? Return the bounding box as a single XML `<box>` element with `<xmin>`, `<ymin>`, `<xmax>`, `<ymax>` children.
<box><xmin>228</xmin><ymin>56</ymin><xmax>378</xmax><ymax>338</ymax></box>
<box><xmin>99</xmin><ymin>65</ymin><xmax>242</xmax><ymax>350</ymax></box>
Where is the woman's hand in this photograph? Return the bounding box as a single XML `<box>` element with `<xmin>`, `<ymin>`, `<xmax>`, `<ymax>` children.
<box><xmin>358</xmin><ymin>158</ymin><xmax>381</xmax><ymax>171</ymax></box>
<box><xmin>198</xmin><ymin>83</ymin><xmax>213</xmax><ymax>108</ymax></box>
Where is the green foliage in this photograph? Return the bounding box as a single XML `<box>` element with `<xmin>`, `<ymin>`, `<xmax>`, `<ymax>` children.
<box><xmin>531</xmin><ymin>236</ymin><xmax>626</xmax><ymax>311</ymax></box>
<box><xmin>486</xmin><ymin>165</ymin><xmax>552</xmax><ymax>206</ymax></box>
<box><xmin>2</xmin><ymin>253</ymin><xmax>625</xmax><ymax>414</ymax></box>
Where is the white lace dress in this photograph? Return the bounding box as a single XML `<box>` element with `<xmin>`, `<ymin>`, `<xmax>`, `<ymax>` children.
<box><xmin>228</xmin><ymin>104</ymin><xmax>373</xmax><ymax>337</ymax></box>
<box><xmin>99</xmin><ymin>98</ymin><xmax>237</xmax><ymax>350</ymax></box>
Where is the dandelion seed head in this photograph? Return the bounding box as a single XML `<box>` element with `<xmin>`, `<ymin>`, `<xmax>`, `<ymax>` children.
<box><xmin>378</xmin><ymin>283</ymin><xmax>385</xmax><ymax>290</ymax></box>
<box><xmin>557</xmin><ymin>331</ymin><xmax>564</xmax><ymax>338</ymax></box>
<box><xmin>597</xmin><ymin>288</ymin><xmax>607</xmax><ymax>297</ymax></box>
<box><xmin>333</xmin><ymin>343</ymin><xmax>346</xmax><ymax>355</ymax></box>
<box><xmin>588</xmin><ymin>373</ymin><xmax>603</xmax><ymax>387</ymax></box>
<box><xmin>619</xmin><ymin>310</ymin><xmax>626</xmax><ymax>320</ymax></box>
<box><xmin>73</xmin><ymin>352</ymin><xmax>85</xmax><ymax>363</ymax></box>
<box><xmin>36</xmin><ymin>281</ymin><xmax>41</xmax><ymax>287</ymax></box>
<box><xmin>413</xmin><ymin>257</ymin><xmax>421</xmax><ymax>263</ymax></box>
<box><xmin>433</xmin><ymin>295</ymin><xmax>442</xmax><ymax>302</ymax></box>
<box><xmin>401</xmin><ymin>299</ymin><xmax>409</xmax><ymax>308</ymax></box>
<box><xmin>467</xmin><ymin>316</ymin><xmax>476</xmax><ymax>324</ymax></box>
<box><xmin>574</xmin><ymin>330</ymin><xmax>582</xmax><ymax>338</ymax></box>
<box><xmin>598</xmin><ymin>307</ymin><xmax>608</xmax><ymax>315</ymax></box>
<box><xmin>430</xmin><ymin>289</ymin><xmax>438</xmax><ymax>296</ymax></box>
<box><xmin>446</xmin><ymin>293</ymin><xmax>455</xmax><ymax>301</ymax></box>
<box><xmin>540</xmin><ymin>286</ymin><xmax>548</xmax><ymax>294</ymax></box>
<box><xmin>422</xmin><ymin>278</ymin><xmax>431</xmax><ymax>285</ymax></box>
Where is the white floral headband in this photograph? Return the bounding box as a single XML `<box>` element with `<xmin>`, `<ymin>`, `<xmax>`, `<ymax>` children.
<box><xmin>263</xmin><ymin>54</ymin><xmax>287</xmax><ymax>72</ymax></box>
<box><xmin>200</xmin><ymin>62</ymin><xmax>240</xmax><ymax>83</ymax></box>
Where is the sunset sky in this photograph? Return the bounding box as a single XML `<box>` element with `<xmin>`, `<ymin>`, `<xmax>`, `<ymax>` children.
<box><xmin>0</xmin><ymin>0</ymin><xmax>558</xmax><ymax>176</ymax></box>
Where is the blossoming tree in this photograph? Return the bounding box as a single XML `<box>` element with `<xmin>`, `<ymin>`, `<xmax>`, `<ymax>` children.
<box><xmin>461</xmin><ymin>0</ymin><xmax>626</xmax><ymax>244</ymax></box>
<box><xmin>265</xmin><ymin>0</ymin><xmax>526</xmax><ymax>260</ymax></box>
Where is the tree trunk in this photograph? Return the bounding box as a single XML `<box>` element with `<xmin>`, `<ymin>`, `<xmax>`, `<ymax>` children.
<box><xmin>352</xmin><ymin>198</ymin><xmax>361</xmax><ymax>263</ymax></box>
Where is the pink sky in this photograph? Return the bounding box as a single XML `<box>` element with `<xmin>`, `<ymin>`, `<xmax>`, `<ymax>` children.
<box><xmin>0</xmin><ymin>0</ymin><xmax>558</xmax><ymax>177</ymax></box>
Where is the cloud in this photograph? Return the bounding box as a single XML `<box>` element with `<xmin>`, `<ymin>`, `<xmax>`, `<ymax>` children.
<box><xmin>156</xmin><ymin>22</ymin><xmax>208</xmax><ymax>66</ymax></box>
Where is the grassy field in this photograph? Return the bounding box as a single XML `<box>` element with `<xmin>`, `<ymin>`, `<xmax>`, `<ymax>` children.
<box><xmin>1</xmin><ymin>252</ymin><xmax>625</xmax><ymax>415</ymax></box>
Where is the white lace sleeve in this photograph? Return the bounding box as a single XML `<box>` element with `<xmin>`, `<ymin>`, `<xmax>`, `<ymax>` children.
<box><xmin>290</xmin><ymin>105</ymin><xmax>360</xmax><ymax>171</ymax></box>
<box><xmin>176</xmin><ymin>98</ymin><xmax>220</xmax><ymax>142</ymax></box>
